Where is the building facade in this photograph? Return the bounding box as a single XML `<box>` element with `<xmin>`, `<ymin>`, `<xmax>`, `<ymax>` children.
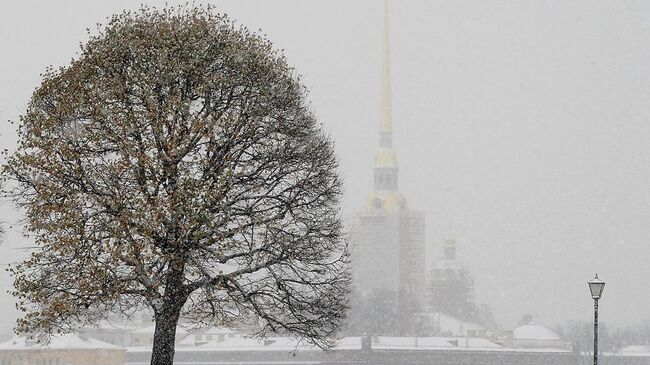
<box><xmin>0</xmin><ymin>334</ymin><xmax>125</xmax><ymax>365</ymax></box>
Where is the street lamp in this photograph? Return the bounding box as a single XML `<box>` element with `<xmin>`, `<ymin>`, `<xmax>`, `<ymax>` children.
<box><xmin>588</xmin><ymin>274</ymin><xmax>605</xmax><ymax>365</ymax></box>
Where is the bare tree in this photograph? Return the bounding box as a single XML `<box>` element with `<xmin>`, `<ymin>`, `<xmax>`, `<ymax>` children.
<box><xmin>3</xmin><ymin>6</ymin><xmax>350</xmax><ymax>365</ymax></box>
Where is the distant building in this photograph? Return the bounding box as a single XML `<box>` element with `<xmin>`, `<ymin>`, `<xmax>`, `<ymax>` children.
<box><xmin>0</xmin><ymin>334</ymin><xmax>125</xmax><ymax>365</ymax></box>
<box><xmin>351</xmin><ymin>0</ymin><xmax>426</xmax><ymax>310</ymax></box>
<box><xmin>177</xmin><ymin>326</ymin><xmax>241</xmax><ymax>347</ymax></box>
<box><xmin>125</xmin><ymin>335</ymin><xmax>580</xmax><ymax>365</ymax></box>
<box><xmin>618</xmin><ymin>345</ymin><xmax>650</xmax><ymax>356</ymax></box>
<box><xmin>81</xmin><ymin>319</ymin><xmax>138</xmax><ymax>347</ymax></box>
<box><xmin>511</xmin><ymin>323</ymin><xmax>571</xmax><ymax>350</ymax></box>
<box><xmin>423</xmin><ymin>312</ymin><xmax>486</xmax><ymax>338</ymax></box>
<box><xmin>427</xmin><ymin>233</ymin><xmax>477</xmax><ymax>322</ymax></box>
<box><xmin>129</xmin><ymin>324</ymin><xmax>188</xmax><ymax>347</ymax></box>
<box><xmin>82</xmin><ymin>320</ymin><xmax>243</xmax><ymax>348</ymax></box>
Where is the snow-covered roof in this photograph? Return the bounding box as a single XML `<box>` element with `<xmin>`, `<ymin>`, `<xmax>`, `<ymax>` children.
<box><xmin>176</xmin><ymin>335</ymin><xmax>196</xmax><ymax>347</ymax></box>
<box><xmin>512</xmin><ymin>324</ymin><xmax>560</xmax><ymax>341</ymax></box>
<box><xmin>0</xmin><ymin>334</ymin><xmax>122</xmax><ymax>350</ymax></box>
<box><xmin>131</xmin><ymin>324</ymin><xmax>188</xmax><ymax>335</ymax></box>
<box><xmin>87</xmin><ymin>319</ymin><xmax>139</xmax><ymax>331</ymax></box>
<box><xmin>371</xmin><ymin>336</ymin><xmax>500</xmax><ymax>350</ymax></box>
<box><xmin>176</xmin><ymin>327</ymin><xmax>241</xmax><ymax>346</ymax></box>
<box><xmin>194</xmin><ymin>326</ymin><xmax>238</xmax><ymax>335</ymax></box>
<box><xmin>617</xmin><ymin>345</ymin><xmax>650</xmax><ymax>356</ymax></box>
<box><xmin>186</xmin><ymin>336</ymin><xmax>365</xmax><ymax>351</ymax></box>
<box><xmin>332</xmin><ymin>336</ymin><xmax>363</xmax><ymax>350</ymax></box>
<box><xmin>423</xmin><ymin>312</ymin><xmax>484</xmax><ymax>337</ymax></box>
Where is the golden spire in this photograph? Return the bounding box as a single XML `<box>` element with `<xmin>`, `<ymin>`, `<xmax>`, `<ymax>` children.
<box><xmin>380</xmin><ymin>0</ymin><xmax>392</xmax><ymax>134</ymax></box>
<box><xmin>364</xmin><ymin>0</ymin><xmax>405</xmax><ymax>215</ymax></box>
<box><xmin>374</xmin><ymin>0</ymin><xmax>397</xmax><ymax>171</ymax></box>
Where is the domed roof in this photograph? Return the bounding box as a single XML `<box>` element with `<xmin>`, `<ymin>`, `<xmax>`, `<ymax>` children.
<box><xmin>513</xmin><ymin>324</ymin><xmax>561</xmax><ymax>341</ymax></box>
<box><xmin>374</xmin><ymin>149</ymin><xmax>398</xmax><ymax>168</ymax></box>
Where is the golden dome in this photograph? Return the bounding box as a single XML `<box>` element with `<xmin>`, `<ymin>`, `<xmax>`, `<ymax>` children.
<box><xmin>374</xmin><ymin>148</ymin><xmax>398</xmax><ymax>168</ymax></box>
<box><xmin>365</xmin><ymin>190</ymin><xmax>407</xmax><ymax>215</ymax></box>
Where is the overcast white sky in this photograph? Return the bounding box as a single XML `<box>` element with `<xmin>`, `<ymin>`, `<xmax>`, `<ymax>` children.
<box><xmin>2</xmin><ymin>0</ymin><xmax>650</xmax><ymax>334</ymax></box>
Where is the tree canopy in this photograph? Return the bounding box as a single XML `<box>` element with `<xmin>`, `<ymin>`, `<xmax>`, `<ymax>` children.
<box><xmin>4</xmin><ymin>5</ymin><xmax>350</xmax><ymax>365</ymax></box>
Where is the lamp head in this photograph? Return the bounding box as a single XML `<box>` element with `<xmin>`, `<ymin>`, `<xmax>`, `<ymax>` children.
<box><xmin>588</xmin><ymin>274</ymin><xmax>605</xmax><ymax>300</ymax></box>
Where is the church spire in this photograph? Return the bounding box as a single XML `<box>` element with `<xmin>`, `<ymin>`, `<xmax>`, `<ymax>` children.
<box><xmin>380</xmin><ymin>0</ymin><xmax>392</xmax><ymax>148</ymax></box>
<box><xmin>372</xmin><ymin>0</ymin><xmax>399</xmax><ymax>194</ymax></box>
<box><xmin>366</xmin><ymin>0</ymin><xmax>404</xmax><ymax>213</ymax></box>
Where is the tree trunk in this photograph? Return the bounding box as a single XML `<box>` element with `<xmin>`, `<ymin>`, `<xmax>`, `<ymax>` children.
<box><xmin>150</xmin><ymin>305</ymin><xmax>182</xmax><ymax>365</ymax></box>
<box><xmin>150</xmin><ymin>264</ymin><xmax>188</xmax><ymax>365</ymax></box>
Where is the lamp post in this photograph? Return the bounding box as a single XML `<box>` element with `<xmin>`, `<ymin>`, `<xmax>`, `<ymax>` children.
<box><xmin>588</xmin><ymin>274</ymin><xmax>605</xmax><ymax>365</ymax></box>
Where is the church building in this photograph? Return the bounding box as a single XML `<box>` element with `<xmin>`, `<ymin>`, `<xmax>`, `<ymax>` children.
<box><xmin>351</xmin><ymin>1</ymin><xmax>426</xmax><ymax>310</ymax></box>
<box><xmin>427</xmin><ymin>231</ymin><xmax>476</xmax><ymax>321</ymax></box>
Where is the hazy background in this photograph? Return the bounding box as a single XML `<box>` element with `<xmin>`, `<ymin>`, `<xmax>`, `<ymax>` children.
<box><xmin>1</xmin><ymin>0</ymin><xmax>650</xmax><ymax>333</ymax></box>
